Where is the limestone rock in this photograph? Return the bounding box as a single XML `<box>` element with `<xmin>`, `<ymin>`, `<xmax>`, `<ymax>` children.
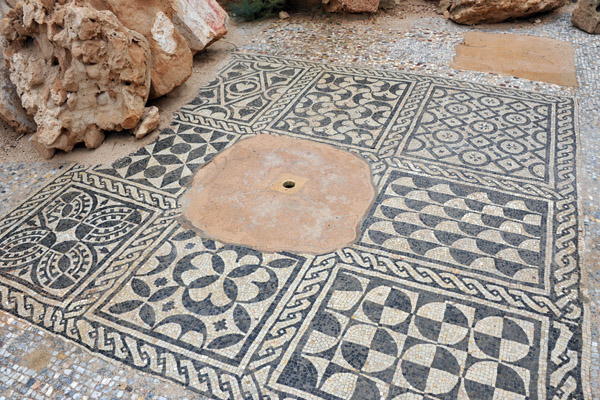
<box><xmin>99</xmin><ymin>0</ymin><xmax>193</xmax><ymax>98</ymax></box>
<box><xmin>134</xmin><ymin>106</ymin><xmax>160</xmax><ymax>138</ymax></box>
<box><xmin>0</xmin><ymin>0</ymin><xmax>18</xmax><ymax>12</ymax></box>
<box><xmin>324</xmin><ymin>0</ymin><xmax>379</xmax><ymax>13</ymax></box>
<box><xmin>0</xmin><ymin>1</ymin><xmax>36</xmax><ymax>134</ymax></box>
<box><xmin>0</xmin><ymin>1</ymin><xmax>10</xmax><ymax>16</ymax></box>
<box><xmin>572</xmin><ymin>0</ymin><xmax>600</xmax><ymax>33</ymax></box>
<box><xmin>440</xmin><ymin>0</ymin><xmax>568</xmax><ymax>24</ymax></box>
<box><xmin>2</xmin><ymin>0</ymin><xmax>152</xmax><ymax>158</ymax></box>
<box><xmin>171</xmin><ymin>0</ymin><xmax>228</xmax><ymax>53</ymax></box>
<box><xmin>0</xmin><ymin>49</ymin><xmax>36</xmax><ymax>134</ymax></box>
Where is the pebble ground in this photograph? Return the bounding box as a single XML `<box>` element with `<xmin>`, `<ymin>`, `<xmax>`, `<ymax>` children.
<box><xmin>0</xmin><ymin>163</ymin><xmax>66</xmax><ymax>217</ymax></box>
<box><xmin>0</xmin><ymin>4</ymin><xmax>598</xmax><ymax>399</ymax></box>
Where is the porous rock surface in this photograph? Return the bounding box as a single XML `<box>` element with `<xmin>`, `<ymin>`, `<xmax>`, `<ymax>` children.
<box><xmin>324</xmin><ymin>0</ymin><xmax>379</xmax><ymax>13</ymax></box>
<box><xmin>572</xmin><ymin>0</ymin><xmax>600</xmax><ymax>34</ymax></box>
<box><xmin>0</xmin><ymin>0</ymin><xmax>36</xmax><ymax>134</ymax></box>
<box><xmin>1</xmin><ymin>0</ymin><xmax>228</xmax><ymax>157</ymax></box>
<box><xmin>0</xmin><ymin>48</ymin><xmax>36</xmax><ymax>134</ymax></box>
<box><xmin>2</xmin><ymin>0</ymin><xmax>152</xmax><ymax>158</ymax></box>
<box><xmin>440</xmin><ymin>0</ymin><xmax>568</xmax><ymax>24</ymax></box>
<box><xmin>97</xmin><ymin>0</ymin><xmax>193</xmax><ymax>98</ymax></box>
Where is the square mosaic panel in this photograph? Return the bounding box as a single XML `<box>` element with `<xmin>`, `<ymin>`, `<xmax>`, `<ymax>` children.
<box><xmin>180</xmin><ymin>59</ymin><xmax>308</xmax><ymax>126</ymax></box>
<box><xmin>90</xmin><ymin>230</ymin><xmax>307</xmax><ymax>371</ymax></box>
<box><xmin>272</xmin><ymin>267</ymin><xmax>548</xmax><ymax>399</ymax></box>
<box><xmin>269</xmin><ymin>71</ymin><xmax>414</xmax><ymax>150</ymax></box>
<box><xmin>0</xmin><ymin>167</ymin><xmax>172</xmax><ymax>305</ymax></box>
<box><xmin>359</xmin><ymin>169</ymin><xmax>552</xmax><ymax>290</ymax></box>
<box><xmin>398</xmin><ymin>86</ymin><xmax>555</xmax><ymax>183</ymax></box>
<box><xmin>0</xmin><ymin>54</ymin><xmax>588</xmax><ymax>399</ymax></box>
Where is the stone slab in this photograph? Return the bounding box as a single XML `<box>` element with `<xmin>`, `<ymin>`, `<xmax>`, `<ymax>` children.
<box><xmin>180</xmin><ymin>134</ymin><xmax>375</xmax><ymax>254</ymax></box>
<box><xmin>452</xmin><ymin>32</ymin><xmax>578</xmax><ymax>87</ymax></box>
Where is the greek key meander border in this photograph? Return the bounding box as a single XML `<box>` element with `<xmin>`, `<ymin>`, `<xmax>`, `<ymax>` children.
<box><xmin>0</xmin><ymin>53</ymin><xmax>587</xmax><ymax>399</ymax></box>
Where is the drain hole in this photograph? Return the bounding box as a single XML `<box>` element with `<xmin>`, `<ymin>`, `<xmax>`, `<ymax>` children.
<box><xmin>283</xmin><ymin>180</ymin><xmax>296</xmax><ymax>189</ymax></box>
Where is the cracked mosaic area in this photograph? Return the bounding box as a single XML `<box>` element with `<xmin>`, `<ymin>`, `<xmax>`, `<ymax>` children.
<box><xmin>0</xmin><ymin>54</ymin><xmax>587</xmax><ymax>399</ymax></box>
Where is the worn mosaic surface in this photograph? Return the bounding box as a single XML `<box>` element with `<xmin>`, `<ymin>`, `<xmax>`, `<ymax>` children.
<box><xmin>0</xmin><ymin>53</ymin><xmax>587</xmax><ymax>399</ymax></box>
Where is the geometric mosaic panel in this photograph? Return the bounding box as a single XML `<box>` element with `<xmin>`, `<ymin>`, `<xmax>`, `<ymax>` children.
<box><xmin>273</xmin><ymin>267</ymin><xmax>547</xmax><ymax>399</ymax></box>
<box><xmin>96</xmin><ymin>124</ymin><xmax>238</xmax><ymax>194</ymax></box>
<box><xmin>0</xmin><ymin>53</ymin><xmax>588</xmax><ymax>399</ymax></box>
<box><xmin>0</xmin><ymin>169</ymin><xmax>159</xmax><ymax>303</ymax></box>
<box><xmin>359</xmin><ymin>169</ymin><xmax>551</xmax><ymax>289</ymax></box>
<box><xmin>91</xmin><ymin>230</ymin><xmax>307</xmax><ymax>370</ymax></box>
<box><xmin>401</xmin><ymin>86</ymin><xmax>554</xmax><ymax>183</ymax></box>
<box><xmin>270</xmin><ymin>72</ymin><xmax>414</xmax><ymax>150</ymax></box>
<box><xmin>181</xmin><ymin>59</ymin><xmax>307</xmax><ymax>126</ymax></box>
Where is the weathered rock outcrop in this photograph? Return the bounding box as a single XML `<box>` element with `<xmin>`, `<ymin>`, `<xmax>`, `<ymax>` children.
<box><xmin>0</xmin><ymin>0</ymin><xmax>36</xmax><ymax>134</ymax></box>
<box><xmin>440</xmin><ymin>0</ymin><xmax>568</xmax><ymax>24</ymax></box>
<box><xmin>98</xmin><ymin>0</ymin><xmax>193</xmax><ymax>98</ymax></box>
<box><xmin>1</xmin><ymin>0</ymin><xmax>228</xmax><ymax>157</ymax></box>
<box><xmin>323</xmin><ymin>0</ymin><xmax>379</xmax><ymax>12</ymax></box>
<box><xmin>171</xmin><ymin>0</ymin><xmax>228</xmax><ymax>53</ymax></box>
<box><xmin>0</xmin><ymin>0</ymin><xmax>17</xmax><ymax>12</ymax></box>
<box><xmin>572</xmin><ymin>0</ymin><xmax>600</xmax><ymax>33</ymax></box>
<box><xmin>2</xmin><ymin>0</ymin><xmax>152</xmax><ymax>158</ymax></box>
<box><xmin>0</xmin><ymin>1</ymin><xmax>10</xmax><ymax>19</ymax></box>
<box><xmin>0</xmin><ymin>48</ymin><xmax>36</xmax><ymax>134</ymax></box>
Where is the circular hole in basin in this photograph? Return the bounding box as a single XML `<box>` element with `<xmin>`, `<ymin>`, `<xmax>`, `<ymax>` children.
<box><xmin>282</xmin><ymin>180</ymin><xmax>296</xmax><ymax>189</ymax></box>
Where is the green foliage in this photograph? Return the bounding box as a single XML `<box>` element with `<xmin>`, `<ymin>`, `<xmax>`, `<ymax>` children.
<box><xmin>230</xmin><ymin>0</ymin><xmax>286</xmax><ymax>21</ymax></box>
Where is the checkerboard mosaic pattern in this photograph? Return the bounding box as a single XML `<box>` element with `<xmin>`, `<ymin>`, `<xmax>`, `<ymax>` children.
<box><xmin>0</xmin><ymin>54</ymin><xmax>588</xmax><ymax>399</ymax></box>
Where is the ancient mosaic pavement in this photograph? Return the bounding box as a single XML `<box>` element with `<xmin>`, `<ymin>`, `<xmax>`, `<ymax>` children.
<box><xmin>0</xmin><ymin>54</ymin><xmax>588</xmax><ymax>399</ymax></box>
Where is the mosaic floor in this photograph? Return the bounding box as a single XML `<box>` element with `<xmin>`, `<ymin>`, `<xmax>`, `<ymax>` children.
<box><xmin>0</xmin><ymin>53</ymin><xmax>588</xmax><ymax>399</ymax></box>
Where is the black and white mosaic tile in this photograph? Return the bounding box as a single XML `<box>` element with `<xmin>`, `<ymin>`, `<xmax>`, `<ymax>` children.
<box><xmin>0</xmin><ymin>53</ymin><xmax>587</xmax><ymax>399</ymax></box>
